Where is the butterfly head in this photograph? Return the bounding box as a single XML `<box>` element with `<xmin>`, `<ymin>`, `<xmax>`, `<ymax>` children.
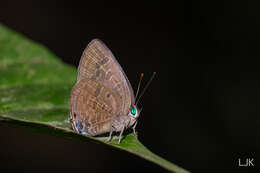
<box><xmin>128</xmin><ymin>105</ymin><xmax>140</xmax><ymax>119</ymax></box>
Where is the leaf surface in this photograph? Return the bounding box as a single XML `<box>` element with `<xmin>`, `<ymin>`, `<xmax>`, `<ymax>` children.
<box><xmin>0</xmin><ymin>24</ymin><xmax>189</xmax><ymax>173</ymax></box>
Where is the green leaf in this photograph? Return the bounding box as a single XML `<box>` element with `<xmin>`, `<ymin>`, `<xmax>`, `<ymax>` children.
<box><xmin>0</xmin><ymin>24</ymin><xmax>189</xmax><ymax>173</ymax></box>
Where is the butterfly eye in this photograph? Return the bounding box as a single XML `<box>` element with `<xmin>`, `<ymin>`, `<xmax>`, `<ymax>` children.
<box><xmin>130</xmin><ymin>107</ymin><xmax>136</xmax><ymax>116</ymax></box>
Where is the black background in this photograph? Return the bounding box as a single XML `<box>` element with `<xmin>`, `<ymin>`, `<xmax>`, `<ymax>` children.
<box><xmin>0</xmin><ymin>1</ymin><xmax>258</xmax><ymax>173</ymax></box>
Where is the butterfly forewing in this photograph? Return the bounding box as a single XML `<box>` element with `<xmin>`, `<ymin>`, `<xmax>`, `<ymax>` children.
<box><xmin>77</xmin><ymin>39</ymin><xmax>134</xmax><ymax>114</ymax></box>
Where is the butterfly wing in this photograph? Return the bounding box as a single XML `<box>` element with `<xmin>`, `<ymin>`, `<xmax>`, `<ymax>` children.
<box><xmin>70</xmin><ymin>39</ymin><xmax>135</xmax><ymax>136</ymax></box>
<box><xmin>70</xmin><ymin>79</ymin><xmax>122</xmax><ymax>135</ymax></box>
<box><xmin>77</xmin><ymin>39</ymin><xmax>135</xmax><ymax>114</ymax></box>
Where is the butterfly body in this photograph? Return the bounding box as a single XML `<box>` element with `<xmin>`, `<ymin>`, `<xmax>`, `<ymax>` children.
<box><xmin>70</xmin><ymin>39</ymin><xmax>140</xmax><ymax>143</ymax></box>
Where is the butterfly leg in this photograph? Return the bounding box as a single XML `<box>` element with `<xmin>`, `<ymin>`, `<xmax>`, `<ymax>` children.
<box><xmin>118</xmin><ymin>126</ymin><xmax>125</xmax><ymax>144</ymax></box>
<box><xmin>132</xmin><ymin>121</ymin><xmax>138</xmax><ymax>136</ymax></box>
<box><xmin>106</xmin><ymin>127</ymin><xmax>114</xmax><ymax>143</ymax></box>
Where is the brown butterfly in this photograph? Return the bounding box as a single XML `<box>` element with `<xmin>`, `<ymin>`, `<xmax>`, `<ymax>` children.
<box><xmin>70</xmin><ymin>39</ymin><xmax>154</xmax><ymax>144</ymax></box>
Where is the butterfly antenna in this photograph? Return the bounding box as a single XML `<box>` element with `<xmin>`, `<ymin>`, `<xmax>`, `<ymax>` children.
<box><xmin>136</xmin><ymin>72</ymin><xmax>156</xmax><ymax>105</ymax></box>
<box><xmin>135</xmin><ymin>73</ymin><xmax>144</xmax><ymax>100</ymax></box>
<box><xmin>139</xmin><ymin>107</ymin><xmax>143</xmax><ymax>113</ymax></box>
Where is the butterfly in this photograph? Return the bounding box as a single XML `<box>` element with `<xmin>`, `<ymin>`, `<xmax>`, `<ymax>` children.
<box><xmin>70</xmin><ymin>39</ymin><xmax>155</xmax><ymax>144</ymax></box>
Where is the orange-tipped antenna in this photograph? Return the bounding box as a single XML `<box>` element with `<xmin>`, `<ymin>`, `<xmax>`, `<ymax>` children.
<box><xmin>136</xmin><ymin>72</ymin><xmax>156</xmax><ymax>105</ymax></box>
<box><xmin>135</xmin><ymin>73</ymin><xmax>144</xmax><ymax>100</ymax></box>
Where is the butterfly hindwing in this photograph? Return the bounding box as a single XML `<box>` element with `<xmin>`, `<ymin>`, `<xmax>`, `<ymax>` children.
<box><xmin>70</xmin><ymin>79</ymin><xmax>122</xmax><ymax>135</ymax></box>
